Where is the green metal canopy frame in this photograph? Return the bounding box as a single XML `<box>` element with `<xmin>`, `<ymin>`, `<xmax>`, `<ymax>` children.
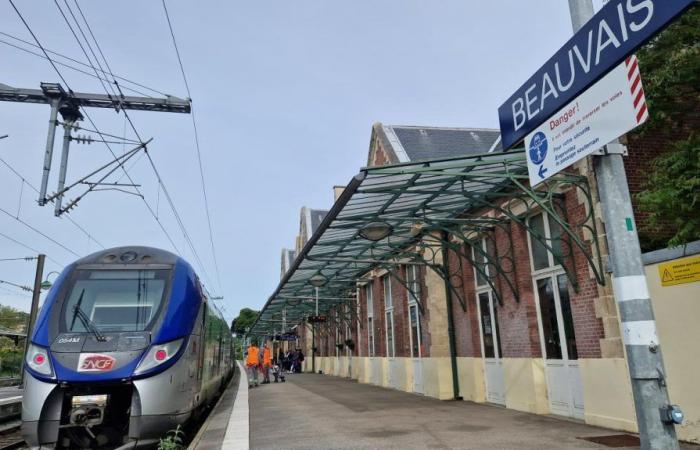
<box><xmin>249</xmin><ymin>150</ymin><xmax>604</xmax><ymax>337</ymax></box>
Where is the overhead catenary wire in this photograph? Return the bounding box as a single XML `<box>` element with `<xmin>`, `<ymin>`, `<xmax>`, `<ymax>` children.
<box><xmin>67</xmin><ymin>1</ymin><xmax>218</xmax><ymax>290</ymax></box>
<box><xmin>0</xmin><ymin>257</ymin><xmax>37</xmax><ymax>262</ymax></box>
<box><xmin>53</xmin><ymin>0</ymin><xmax>117</xmax><ymax>99</ymax></box>
<box><xmin>0</xmin><ymin>154</ymin><xmax>105</xmax><ymax>249</ymax></box>
<box><xmin>0</xmin><ymin>284</ymin><xmax>31</xmax><ymax>297</ymax></box>
<box><xmin>7</xmin><ymin>0</ymin><xmax>180</xmax><ymax>255</ymax></box>
<box><xmin>143</xmin><ymin>149</ymin><xmax>216</xmax><ymax>290</ymax></box>
<box><xmin>0</xmin><ymin>206</ymin><xmax>80</xmax><ymax>258</ymax></box>
<box><xmin>0</xmin><ymin>231</ymin><xmax>63</xmax><ymax>266</ymax></box>
<box><xmin>8</xmin><ymin>0</ymin><xmax>217</xmax><ymax>290</ymax></box>
<box><xmin>0</xmin><ymin>32</ymin><xmax>164</xmax><ymax>97</ymax></box>
<box><xmin>0</xmin><ymin>279</ymin><xmax>32</xmax><ymax>292</ymax></box>
<box><xmin>161</xmin><ymin>0</ymin><xmax>223</xmax><ymax>292</ymax></box>
<box><xmin>70</xmin><ymin>0</ymin><xmax>120</xmax><ymax>95</ymax></box>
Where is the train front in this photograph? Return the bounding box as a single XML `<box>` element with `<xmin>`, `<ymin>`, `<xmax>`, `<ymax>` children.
<box><xmin>22</xmin><ymin>247</ymin><xmax>202</xmax><ymax>449</ymax></box>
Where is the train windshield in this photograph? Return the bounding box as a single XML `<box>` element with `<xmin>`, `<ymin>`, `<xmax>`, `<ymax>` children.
<box><xmin>62</xmin><ymin>269</ymin><xmax>169</xmax><ymax>333</ymax></box>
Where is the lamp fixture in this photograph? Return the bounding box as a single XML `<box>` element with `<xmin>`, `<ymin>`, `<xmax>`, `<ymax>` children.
<box><xmin>359</xmin><ymin>221</ymin><xmax>393</xmax><ymax>241</ymax></box>
<box><xmin>309</xmin><ymin>274</ymin><xmax>327</xmax><ymax>288</ymax></box>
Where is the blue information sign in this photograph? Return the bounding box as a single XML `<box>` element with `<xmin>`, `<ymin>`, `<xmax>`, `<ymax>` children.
<box><xmin>498</xmin><ymin>0</ymin><xmax>695</xmax><ymax>150</ymax></box>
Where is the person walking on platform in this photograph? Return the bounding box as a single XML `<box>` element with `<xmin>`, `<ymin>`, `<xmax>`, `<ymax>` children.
<box><xmin>283</xmin><ymin>350</ymin><xmax>292</xmax><ymax>373</ymax></box>
<box><xmin>292</xmin><ymin>348</ymin><xmax>304</xmax><ymax>373</ymax></box>
<box><xmin>262</xmin><ymin>342</ymin><xmax>272</xmax><ymax>384</ymax></box>
<box><xmin>245</xmin><ymin>341</ymin><xmax>261</xmax><ymax>388</ymax></box>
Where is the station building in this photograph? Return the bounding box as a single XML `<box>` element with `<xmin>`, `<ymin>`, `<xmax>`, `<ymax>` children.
<box><xmin>259</xmin><ymin>122</ymin><xmax>700</xmax><ymax>444</ymax></box>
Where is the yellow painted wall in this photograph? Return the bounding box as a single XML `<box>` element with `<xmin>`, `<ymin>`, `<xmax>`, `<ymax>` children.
<box><xmin>422</xmin><ymin>357</ymin><xmax>455</xmax><ymax>400</ymax></box>
<box><xmin>646</xmin><ymin>261</ymin><xmax>700</xmax><ymax>443</ymax></box>
<box><xmin>456</xmin><ymin>357</ymin><xmax>486</xmax><ymax>403</ymax></box>
<box><xmin>579</xmin><ymin>358</ymin><xmax>637</xmax><ymax>433</ymax></box>
<box><xmin>503</xmin><ymin>358</ymin><xmax>548</xmax><ymax>414</ymax></box>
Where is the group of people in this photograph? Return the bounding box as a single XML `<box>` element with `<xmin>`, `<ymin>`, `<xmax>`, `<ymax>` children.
<box><xmin>244</xmin><ymin>341</ymin><xmax>305</xmax><ymax>388</ymax></box>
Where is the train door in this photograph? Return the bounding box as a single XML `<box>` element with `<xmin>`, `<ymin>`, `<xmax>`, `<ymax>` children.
<box><xmin>197</xmin><ymin>302</ymin><xmax>207</xmax><ymax>386</ymax></box>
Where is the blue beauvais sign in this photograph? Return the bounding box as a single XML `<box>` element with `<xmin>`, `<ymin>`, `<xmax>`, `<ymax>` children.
<box><xmin>498</xmin><ymin>0</ymin><xmax>696</xmax><ymax>150</ymax></box>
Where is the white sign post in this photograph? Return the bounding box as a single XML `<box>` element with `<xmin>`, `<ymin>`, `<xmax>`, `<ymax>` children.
<box><xmin>525</xmin><ymin>55</ymin><xmax>648</xmax><ymax>186</ymax></box>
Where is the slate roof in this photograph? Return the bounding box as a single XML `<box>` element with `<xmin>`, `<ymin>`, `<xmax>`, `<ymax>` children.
<box><xmin>378</xmin><ymin>124</ymin><xmax>502</xmax><ymax>163</ymax></box>
<box><xmin>308</xmin><ymin>209</ymin><xmax>328</xmax><ymax>234</ymax></box>
<box><xmin>280</xmin><ymin>248</ymin><xmax>297</xmax><ymax>279</ymax></box>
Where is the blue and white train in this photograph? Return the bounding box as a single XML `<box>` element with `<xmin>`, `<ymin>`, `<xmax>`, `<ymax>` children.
<box><xmin>22</xmin><ymin>246</ymin><xmax>233</xmax><ymax>449</ymax></box>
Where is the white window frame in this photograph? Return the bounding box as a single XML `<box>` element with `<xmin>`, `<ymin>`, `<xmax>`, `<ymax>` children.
<box><xmin>473</xmin><ymin>238</ymin><xmax>501</xmax><ymax>360</ymax></box>
<box><xmin>383</xmin><ymin>275</ymin><xmax>395</xmax><ymax>359</ymax></box>
<box><xmin>528</xmin><ymin>210</ymin><xmax>563</xmax><ymax>277</ymax></box>
<box><xmin>366</xmin><ymin>281</ymin><xmax>375</xmax><ymax>357</ymax></box>
<box><xmin>344</xmin><ymin>303</ymin><xmax>351</xmax><ymax>356</ymax></box>
<box><xmin>527</xmin><ymin>211</ymin><xmax>571</xmax><ymax>361</ymax></box>
<box><xmin>406</xmin><ymin>265</ymin><xmax>422</xmax><ymax>359</ymax></box>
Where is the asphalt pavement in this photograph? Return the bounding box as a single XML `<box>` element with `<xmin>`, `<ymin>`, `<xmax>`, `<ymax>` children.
<box><xmin>249</xmin><ymin>373</ymin><xmax>699</xmax><ymax>450</ymax></box>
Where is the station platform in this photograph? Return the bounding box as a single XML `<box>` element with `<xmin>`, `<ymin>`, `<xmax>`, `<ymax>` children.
<box><xmin>204</xmin><ymin>366</ymin><xmax>699</xmax><ymax>450</ymax></box>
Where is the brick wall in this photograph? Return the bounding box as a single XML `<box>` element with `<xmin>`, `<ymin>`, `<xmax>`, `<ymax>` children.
<box><xmin>497</xmin><ymin>222</ymin><xmax>542</xmax><ymax>358</ymax></box>
<box><xmin>624</xmin><ymin>122</ymin><xmax>698</xmax><ymax>250</ymax></box>
<box><xmin>448</xmin><ymin>247</ymin><xmax>481</xmax><ymax>358</ymax></box>
<box><xmin>563</xmin><ymin>188</ymin><xmax>605</xmax><ymax>358</ymax></box>
<box><xmin>390</xmin><ymin>269</ymin><xmax>410</xmax><ymax>358</ymax></box>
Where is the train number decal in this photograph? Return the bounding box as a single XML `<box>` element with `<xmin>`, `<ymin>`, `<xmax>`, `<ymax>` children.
<box><xmin>78</xmin><ymin>353</ymin><xmax>116</xmax><ymax>372</ymax></box>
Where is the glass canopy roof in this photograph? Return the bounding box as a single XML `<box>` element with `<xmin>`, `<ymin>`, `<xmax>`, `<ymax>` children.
<box><xmin>249</xmin><ymin>150</ymin><xmax>603</xmax><ymax>336</ymax></box>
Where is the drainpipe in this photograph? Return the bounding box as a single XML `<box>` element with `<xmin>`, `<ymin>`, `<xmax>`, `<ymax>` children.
<box><xmin>441</xmin><ymin>231</ymin><xmax>461</xmax><ymax>400</ymax></box>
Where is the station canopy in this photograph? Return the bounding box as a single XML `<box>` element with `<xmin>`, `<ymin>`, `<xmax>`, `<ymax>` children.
<box><xmin>249</xmin><ymin>150</ymin><xmax>603</xmax><ymax>336</ymax></box>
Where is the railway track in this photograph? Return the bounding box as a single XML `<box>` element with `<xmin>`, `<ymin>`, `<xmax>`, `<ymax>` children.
<box><xmin>0</xmin><ymin>423</ymin><xmax>25</xmax><ymax>450</ymax></box>
<box><xmin>0</xmin><ymin>393</ymin><xmax>24</xmax><ymax>450</ymax></box>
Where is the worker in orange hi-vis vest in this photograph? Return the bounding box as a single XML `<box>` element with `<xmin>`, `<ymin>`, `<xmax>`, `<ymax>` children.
<box><xmin>245</xmin><ymin>341</ymin><xmax>261</xmax><ymax>388</ymax></box>
<box><xmin>262</xmin><ymin>342</ymin><xmax>272</xmax><ymax>384</ymax></box>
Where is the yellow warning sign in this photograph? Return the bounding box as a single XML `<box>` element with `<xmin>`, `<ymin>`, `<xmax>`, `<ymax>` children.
<box><xmin>658</xmin><ymin>255</ymin><xmax>700</xmax><ymax>287</ymax></box>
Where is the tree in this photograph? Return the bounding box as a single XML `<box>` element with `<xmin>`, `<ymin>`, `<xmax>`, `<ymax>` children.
<box><xmin>634</xmin><ymin>6</ymin><xmax>699</xmax><ymax>134</ymax></box>
<box><xmin>0</xmin><ymin>305</ymin><xmax>29</xmax><ymax>332</ymax></box>
<box><xmin>230</xmin><ymin>308</ymin><xmax>259</xmax><ymax>334</ymax></box>
<box><xmin>636</xmin><ymin>136</ymin><xmax>700</xmax><ymax>248</ymax></box>
<box><xmin>634</xmin><ymin>5</ymin><xmax>700</xmax><ymax>249</ymax></box>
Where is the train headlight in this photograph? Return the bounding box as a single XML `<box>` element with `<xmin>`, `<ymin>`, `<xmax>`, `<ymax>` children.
<box><xmin>26</xmin><ymin>343</ymin><xmax>54</xmax><ymax>378</ymax></box>
<box><xmin>133</xmin><ymin>338</ymin><xmax>183</xmax><ymax>375</ymax></box>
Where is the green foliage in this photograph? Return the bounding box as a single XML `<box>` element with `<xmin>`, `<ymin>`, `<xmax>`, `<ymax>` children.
<box><xmin>635</xmin><ymin>6</ymin><xmax>699</xmax><ymax>133</ymax></box>
<box><xmin>158</xmin><ymin>425</ymin><xmax>185</xmax><ymax>450</ymax></box>
<box><xmin>231</xmin><ymin>308</ymin><xmax>259</xmax><ymax>334</ymax></box>
<box><xmin>633</xmin><ymin>6</ymin><xmax>700</xmax><ymax>249</ymax></box>
<box><xmin>637</xmin><ymin>135</ymin><xmax>700</xmax><ymax>248</ymax></box>
<box><xmin>0</xmin><ymin>305</ymin><xmax>29</xmax><ymax>333</ymax></box>
<box><xmin>0</xmin><ymin>349</ymin><xmax>23</xmax><ymax>377</ymax></box>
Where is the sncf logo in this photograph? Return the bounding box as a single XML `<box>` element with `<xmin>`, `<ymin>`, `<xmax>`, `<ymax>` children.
<box><xmin>78</xmin><ymin>353</ymin><xmax>116</xmax><ymax>372</ymax></box>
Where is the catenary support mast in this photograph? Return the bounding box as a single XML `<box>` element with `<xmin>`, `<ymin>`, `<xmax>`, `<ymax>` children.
<box><xmin>0</xmin><ymin>82</ymin><xmax>190</xmax><ymax>213</ymax></box>
<box><xmin>568</xmin><ymin>2</ymin><xmax>681</xmax><ymax>449</ymax></box>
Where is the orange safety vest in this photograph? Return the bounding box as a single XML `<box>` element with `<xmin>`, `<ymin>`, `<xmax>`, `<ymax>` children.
<box><xmin>246</xmin><ymin>346</ymin><xmax>260</xmax><ymax>367</ymax></box>
<box><xmin>263</xmin><ymin>347</ymin><xmax>272</xmax><ymax>366</ymax></box>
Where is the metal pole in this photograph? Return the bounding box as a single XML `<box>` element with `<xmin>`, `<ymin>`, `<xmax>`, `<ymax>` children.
<box><xmin>39</xmin><ymin>100</ymin><xmax>60</xmax><ymax>205</ymax></box>
<box><xmin>440</xmin><ymin>233</ymin><xmax>461</xmax><ymax>400</ymax></box>
<box><xmin>54</xmin><ymin>119</ymin><xmax>75</xmax><ymax>216</ymax></box>
<box><xmin>22</xmin><ymin>254</ymin><xmax>45</xmax><ymax>384</ymax></box>
<box><xmin>312</xmin><ymin>322</ymin><xmax>316</xmax><ymax>374</ymax></box>
<box><xmin>312</xmin><ymin>286</ymin><xmax>319</xmax><ymax>373</ymax></box>
<box><xmin>568</xmin><ymin>2</ymin><xmax>680</xmax><ymax>449</ymax></box>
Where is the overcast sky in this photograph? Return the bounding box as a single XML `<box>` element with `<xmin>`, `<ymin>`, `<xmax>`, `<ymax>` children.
<box><xmin>0</xmin><ymin>1</ymin><xmax>605</xmax><ymax>322</ymax></box>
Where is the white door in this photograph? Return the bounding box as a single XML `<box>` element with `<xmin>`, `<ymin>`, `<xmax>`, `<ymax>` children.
<box><xmin>477</xmin><ymin>291</ymin><xmax>506</xmax><ymax>405</ymax></box>
<box><xmin>536</xmin><ymin>274</ymin><xmax>585</xmax><ymax>419</ymax></box>
<box><xmin>370</xmin><ymin>358</ymin><xmax>381</xmax><ymax>385</ymax></box>
<box><xmin>388</xmin><ymin>359</ymin><xmax>399</xmax><ymax>389</ymax></box>
<box><xmin>408</xmin><ymin>303</ymin><xmax>423</xmax><ymax>393</ymax></box>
